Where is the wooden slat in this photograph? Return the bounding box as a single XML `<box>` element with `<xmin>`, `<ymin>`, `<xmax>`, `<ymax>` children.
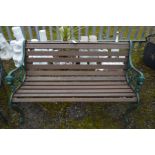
<box><xmin>27</xmin><ymin>57</ymin><xmax>127</xmax><ymax>63</ymax></box>
<box><xmin>26</xmin><ymin>70</ymin><xmax>125</xmax><ymax>76</ymax></box>
<box><xmin>26</xmin><ymin>42</ymin><xmax>130</xmax><ymax>49</ymax></box>
<box><xmin>17</xmin><ymin>89</ymin><xmax>133</xmax><ymax>94</ymax></box>
<box><xmin>26</xmin><ymin>50</ymin><xmax>129</xmax><ymax>56</ymax></box>
<box><xmin>26</xmin><ymin>64</ymin><xmax>126</xmax><ymax>70</ymax></box>
<box><xmin>12</xmin><ymin>97</ymin><xmax>137</xmax><ymax>103</ymax></box>
<box><xmin>20</xmin><ymin>85</ymin><xmax>130</xmax><ymax>90</ymax></box>
<box><xmin>23</xmin><ymin>81</ymin><xmax>128</xmax><ymax>86</ymax></box>
<box><xmin>14</xmin><ymin>92</ymin><xmax>134</xmax><ymax>97</ymax></box>
<box><xmin>25</xmin><ymin>76</ymin><xmax>126</xmax><ymax>82</ymax></box>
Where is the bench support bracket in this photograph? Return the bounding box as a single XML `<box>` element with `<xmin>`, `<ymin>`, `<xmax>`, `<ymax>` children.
<box><xmin>9</xmin><ymin>101</ymin><xmax>25</xmax><ymax>125</ymax></box>
<box><xmin>123</xmin><ymin>93</ymin><xmax>140</xmax><ymax>128</ymax></box>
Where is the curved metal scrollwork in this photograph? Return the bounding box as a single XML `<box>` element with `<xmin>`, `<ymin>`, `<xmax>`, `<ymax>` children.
<box><xmin>126</xmin><ymin>41</ymin><xmax>145</xmax><ymax>103</ymax></box>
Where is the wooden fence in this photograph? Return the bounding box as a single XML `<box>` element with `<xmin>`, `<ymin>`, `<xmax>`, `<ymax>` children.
<box><xmin>0</xmin><ymin>26</ymin><xmax>154</xmax><ymax>43</ymax></box>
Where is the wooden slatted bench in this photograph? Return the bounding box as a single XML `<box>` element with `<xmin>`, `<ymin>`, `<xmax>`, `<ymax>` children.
<box><xmin>5</xmin><ymin>40</ymin><xmax>145</xmax><ymax>124</ymax></box>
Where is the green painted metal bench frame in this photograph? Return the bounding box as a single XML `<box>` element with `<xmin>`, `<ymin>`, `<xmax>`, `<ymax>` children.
<box><xmin>5</xmin><ymin>40</ymin><xmax>145</xmax><ymax>125</ymax></box>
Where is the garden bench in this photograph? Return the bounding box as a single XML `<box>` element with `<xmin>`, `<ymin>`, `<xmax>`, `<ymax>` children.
<box><xmin>6</xmin><ymin>41</ymin><xmax>145</xmax><ymax>124</ymax></box>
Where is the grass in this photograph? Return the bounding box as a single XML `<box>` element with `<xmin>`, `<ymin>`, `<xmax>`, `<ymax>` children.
<box><xmin>0</xmin><ymin>27</ymin><xmax>155</xmax><ymax>128</ymax></box>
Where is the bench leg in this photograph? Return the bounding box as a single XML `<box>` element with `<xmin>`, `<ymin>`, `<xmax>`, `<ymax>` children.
<box><xmin>10</xmin><ymin>102</ymin><xmax>25</xmax><ymax>125</ymax></box>
<box><xmin>123</xmin><ymin>99</ymin><xmax>141</xmax><ymax>128</ymax></box>
<box><xmin>0</xmin><ymin>110</ymin><xmax>8</xmax><ymax>124</ymax></box>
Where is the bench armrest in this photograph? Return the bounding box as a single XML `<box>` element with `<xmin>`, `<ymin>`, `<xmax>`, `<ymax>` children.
<box><xmin>5</xmin><ymin>65</ymin><xmax>24</xmax><ymax>85</ymax></box>
<box><xmin>5</xmin><ymin>65</ymin><xmax>26</xmax><ymax>93</ymax></box>
<box><xmin>126</xmin><ymin>41</ymin><xmax>145</xmax><ymax>93</ymax></box>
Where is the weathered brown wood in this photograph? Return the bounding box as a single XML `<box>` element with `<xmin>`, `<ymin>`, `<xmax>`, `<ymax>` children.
<box><xmin>26</xmin><ymin>70</ymin><xmax>125</xmax><ymax>76</ymax></box>
<box><xmin>27</xmin><ymin>57</ymin><xmax>128</xmax><ymax>63</ymax></box>
<box><xmin>20</xmin><ymin>85</ymin><xmax>130</xmax><ymax>90</ymax></box>
<box><xmin>26</xmin><ymin>42</ymin><xmax>130</xmax><ymax>49</ymax></box>
<box><xmin>25</xmin><ymin>76</ymin><xmax>126</xmax><ymax>81</ymax></box>
<box><xmin>14</xmin><ymin>92</ymin><xmax>135</xmax><ymax>97</ymax></box>
<box><xmin>26</xmin><ymin>50</ymin><xmax>129</xmax><ymax>56</ymax></box>
<box><xmin>26</xmin><ymin>64</ymin><xmax>126</xmax><ymax>70</ymax></box>
<box><xmin>12</xmin><ymin>97</ymin><xmax>137</xmax><ymax>103</ymax></box>
<box><xmin>23</xmin><ymin>81</ymin><xmax>128</xmax><ymax>86</ymax></box>
<box><xmin>16</xmin><ymin>89</ymin><xmax>133</xmax><ymax>94</ymax></box>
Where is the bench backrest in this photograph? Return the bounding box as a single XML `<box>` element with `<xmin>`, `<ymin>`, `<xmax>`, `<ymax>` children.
<box><xmin>25</xmin><ymin>41</ymin><xmax>130</xmax><ymax>76</ymax></box>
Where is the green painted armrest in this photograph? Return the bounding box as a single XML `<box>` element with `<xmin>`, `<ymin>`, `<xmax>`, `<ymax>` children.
<box><xmin>5</xmin><ymin>65</ymin><xmax>24</xmax><ymax>85</ymax></box>
<box><xmin>126</xmin><ymin>41</ymin><xmax>145</xmax><ymax>93</ymax></box>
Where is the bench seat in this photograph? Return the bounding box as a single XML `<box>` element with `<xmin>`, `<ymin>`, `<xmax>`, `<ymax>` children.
<box><xmin>12</xmin><ymin>75</ymin><xmax>137</xmax><ymax>103</ymax></box>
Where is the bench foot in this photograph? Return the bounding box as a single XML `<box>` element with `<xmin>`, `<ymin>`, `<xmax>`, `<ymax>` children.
<box><xmin>0</xmin><ymin>110</ymin><xmax>8</xmax><ymax>124</ymax></box>
<box><xmin>10</xmin><ymin>102</ymin><xmax>25</xmax><ymax>125</ymax></box>
<box><xmin>123</xmin><ymin>101</ymin><xmax>141</xmax><ymax>128</ymax></box>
